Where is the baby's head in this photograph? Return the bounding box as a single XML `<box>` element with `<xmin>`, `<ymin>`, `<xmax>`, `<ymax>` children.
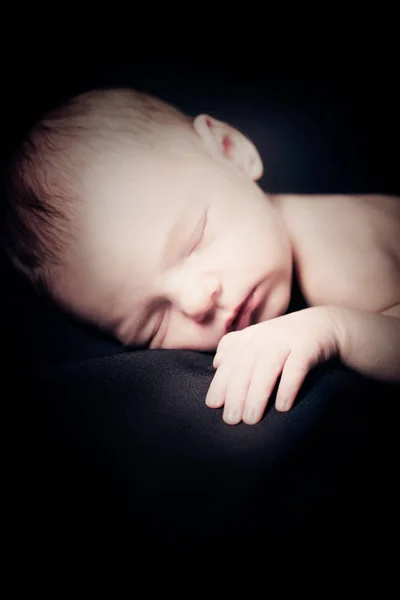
<box><xmin>2</xmin><ymin>88</ymin><xmax>293</xmax><ymax>351</ymax></box>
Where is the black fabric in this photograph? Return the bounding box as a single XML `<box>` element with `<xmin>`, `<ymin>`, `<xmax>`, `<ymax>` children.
<box><xmin>3</xmin><ymin>62</ymin><xmax>400</xmax><ymax>558</ymax></box>
<box><xmin>10</xmin><ymin>336</ymin><xmax>400</xmax><ymax>556</ymax></box>
<box><xmin>5</xmin><ymin>254</ymin><xmax>399</xmax><ymax>555</ymax></box>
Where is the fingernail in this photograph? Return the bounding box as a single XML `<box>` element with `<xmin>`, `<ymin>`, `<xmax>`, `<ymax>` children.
<box><xmin>243</xmin><ymin>407</ymin><xmax>259</xmax><ymax>424</ymax></box>
<box><xmin>276</xmin><ymin>399</ymin><xmax>289</xmax><ymax>411</ymax></box>
<box><xmin>223</xmin><ymin>408</ymin><xmax>240</xmax><ymax>424</ymax></box>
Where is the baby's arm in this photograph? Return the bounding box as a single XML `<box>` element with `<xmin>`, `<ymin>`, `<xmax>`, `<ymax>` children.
<box><xmin>205</xmin><ymin>304</ymin><xmax>400</xmax><ymax>425</ymax></box>
<box><xmin>329</xmin><ymin>304</ymin><xmax>400</xmax><ymax>383</ymax></box>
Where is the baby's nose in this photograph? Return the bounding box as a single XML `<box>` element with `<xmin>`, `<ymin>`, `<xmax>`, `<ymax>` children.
<box><xmin>182</xmin><ymin>275</ymin><xmax>221</xmax><ymax>322</ymax></box>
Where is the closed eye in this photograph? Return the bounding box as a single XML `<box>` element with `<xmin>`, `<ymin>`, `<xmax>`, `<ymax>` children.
<box><xmin>190</xmin><ymin>212</ymin><xmax>208</xmax><ymax>254</ymax></box>
<box><xmin>149</xmin><ymin>307</ymin><xmax>169</xmax><ymax>348</ymax></box>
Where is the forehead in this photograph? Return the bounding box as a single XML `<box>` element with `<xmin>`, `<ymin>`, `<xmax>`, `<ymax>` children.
<box><xmin>84</xmin><ymin>147</ymin><xmax>207</xmax><ymax>227</ymax></box>
<box><xmin>73</xmin><ymin>147</ymin><xmax>210</xmax><ymax>307</ymax></box>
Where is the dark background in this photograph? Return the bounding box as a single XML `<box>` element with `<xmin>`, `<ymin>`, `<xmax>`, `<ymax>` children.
<box><xmin>2</xmin><ymin>35</ymin><xmax>400</xmax><ymax>567</ymax></box>
<box><xmin>3</xmin><ymin>46</ymin><xmax>400</xmax><ymax>196</ymax></box>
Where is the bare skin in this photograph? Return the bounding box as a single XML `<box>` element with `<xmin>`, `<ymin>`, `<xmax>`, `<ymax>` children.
<box><xmin>206</xmin><ymin>192</ymin><xmax>400</xmax><ymax>424</ymax></box>
<box><xmin>280</xmin><ymin>193</ymin><xmax>400</xmax><ymax>314</ymax></box>
<box><xmin>45</xmin><ymin>100</ymin><xmax>400</xmax><ymax>425</ymax></box>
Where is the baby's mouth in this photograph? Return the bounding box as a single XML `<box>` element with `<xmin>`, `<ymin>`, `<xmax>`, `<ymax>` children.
<box><xmin>227</xmin><ymin>287</ymin><xmax>258</xmax><ymax>333</ymax></box>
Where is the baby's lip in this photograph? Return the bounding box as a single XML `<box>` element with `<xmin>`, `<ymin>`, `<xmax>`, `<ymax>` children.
<box><xmin>225</xmin><ymin>286</ymin><xmax>258</xmax><ymax>333</ymax></box>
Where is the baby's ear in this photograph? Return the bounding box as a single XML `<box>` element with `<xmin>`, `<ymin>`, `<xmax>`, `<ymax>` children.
<box><xmin>193</xmin><ymin>114</ymin><xmax>263</xmax><ymax>181</ymax></box>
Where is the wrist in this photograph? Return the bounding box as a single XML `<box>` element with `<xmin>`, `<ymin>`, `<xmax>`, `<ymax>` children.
<box><xmin>323</xmin><ymin>304</ymin><xmax>350</xmax><ymax>360</ymax></box>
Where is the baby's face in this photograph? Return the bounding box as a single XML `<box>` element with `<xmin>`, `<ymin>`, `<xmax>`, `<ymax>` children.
<box><xmin>53</xmin><ymin>131</ymin><xmax>293</xmax><ymax>352</ymax></box>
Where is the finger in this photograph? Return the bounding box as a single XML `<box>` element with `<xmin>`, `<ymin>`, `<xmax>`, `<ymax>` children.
<box><xmin>242</xmin><ymin>353</ymin><xmax>284</xmax><ymax>425</ymax></box>
<box><xmin>213</xmin><ymin>331</ymin><xmax>241</xmax><ymax>368</ymax></box>
<box><xmin>205</xmin><ymin>352</ymin><xmax>236</xmax><ymax>409</ymax></box>
<box><xmin>275</xmin><ymin>351</ymin><xmax>310</xmax><ymax>411</ymax></box>
<box><xmin>213</xmin><ymin>351</ymin><xmax>222</xmax><ymax>369</ymax></box>
<box><xmin>222</xmin><ymin>353</ymin><xmax>255</xmax><ymax>425</ymax></box>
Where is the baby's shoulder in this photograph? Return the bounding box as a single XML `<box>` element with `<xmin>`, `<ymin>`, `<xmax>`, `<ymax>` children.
<box><xmin>283</xmin><ymin>193</ymin><xmax>400</xmax><ymax>238</ymax></box>
<box><xmin>283</xmin><ymin>194</ymin><xmax>400</xmax><ymax>312</ymax></box>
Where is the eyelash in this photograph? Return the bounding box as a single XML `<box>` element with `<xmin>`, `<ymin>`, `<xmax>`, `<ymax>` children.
<box><xmin>150</xmin><ymin>213</ymin><xmax>208</xmax><ymax>347</ymax></box>
<box><xmin>190</xmin><ymin>213</ymin><xmax>208</xmax><ymax>254</ymax></box>
<box><xmin>149</xmin><ymin>307</ymin><xmax>168</xmax><ymax>348</ymax></box>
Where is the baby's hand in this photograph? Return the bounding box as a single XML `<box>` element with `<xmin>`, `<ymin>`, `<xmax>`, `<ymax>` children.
<box><xmin>206</xmin><ymin>306</ymin><xmax>340</xmax><ymax>425</ymax></box>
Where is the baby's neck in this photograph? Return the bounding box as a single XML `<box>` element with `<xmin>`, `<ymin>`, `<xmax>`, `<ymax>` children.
<box><xmin>269</xmin><ymin>192</ymin><xmax>305</xmax><ymax>284</ymax></box>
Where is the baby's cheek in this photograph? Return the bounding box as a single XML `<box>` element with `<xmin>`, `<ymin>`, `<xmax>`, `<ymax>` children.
<box><xmin>162</xmin><ymin>312</ymin><xmax>220</xmax><ymax>351</ymax></box>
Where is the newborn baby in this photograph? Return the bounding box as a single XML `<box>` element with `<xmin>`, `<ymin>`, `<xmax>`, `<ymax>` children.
<box><xmin>2</xmin><ymin>88</ymin><xmax>399</xmax><ymax>424</ymax></box>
